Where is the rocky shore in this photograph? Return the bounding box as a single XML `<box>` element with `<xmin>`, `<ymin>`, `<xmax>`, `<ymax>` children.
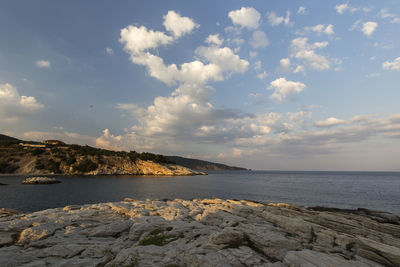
<box><xmin>0</xmin><ymin>199</ymin><xmax>399</xmax><ymax>266</ymax></box>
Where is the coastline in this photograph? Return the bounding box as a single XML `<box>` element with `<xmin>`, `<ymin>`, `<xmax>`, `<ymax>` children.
<box><xmin>1</xmin><ymin>198</ymin><xmax>399</xmax><ymax>266</ymax></box>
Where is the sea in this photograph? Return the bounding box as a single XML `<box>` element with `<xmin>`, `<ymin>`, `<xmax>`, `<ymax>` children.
<box><xmin>0</xmin><ymin>171</ymin><xmax>399</xmax><ymax>214</ymax></box>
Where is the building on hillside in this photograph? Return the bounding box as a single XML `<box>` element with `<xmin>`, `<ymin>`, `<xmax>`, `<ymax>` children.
<box><xmin>43</xmin><ymin>140</ymin><xmax>65</xmax><ymax>145</ymax></box>
<box><xmin>19</xmin><ymin>143</ymin><xmax>46</xmax><ymax>148</ymax></box>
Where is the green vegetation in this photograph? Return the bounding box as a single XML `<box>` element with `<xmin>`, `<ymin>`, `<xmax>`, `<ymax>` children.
<box><xmin>0</xmin><ymin>134</ymin><xmax>180</xmax><ymax>174</ymax></box>
<box><xmin>35</xmin><ymin>158</ymin><xmax>61</xmax><ymax>173</ymax></box>
<box><xmin>74</xmin><ymin>158</ymin><xmax>98</xmax><ymax>172</ymax></box>
<box><xmin>138</xmin><ymin>230</ymin><xmax>176</xmax><ymax>246</ymax></box>
<box><xmin>0</xmin><ymin>161</ymin><xmax>19</xmax><ymax>173</ymax></box>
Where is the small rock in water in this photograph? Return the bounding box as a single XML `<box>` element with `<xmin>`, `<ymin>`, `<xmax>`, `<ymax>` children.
<box><xmin>21</xmin><ymin>177</ymin><xmax>61</xmax><ymax>184</ymax></box>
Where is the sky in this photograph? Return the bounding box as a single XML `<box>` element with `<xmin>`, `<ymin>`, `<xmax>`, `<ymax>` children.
<box><xmin>1</xmin><ymin>0</ymin><xmax>400</xmax><ymax>171</ymax></box>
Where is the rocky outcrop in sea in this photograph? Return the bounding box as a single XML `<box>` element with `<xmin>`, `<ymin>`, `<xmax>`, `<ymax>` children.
<box><xmin>21</xmin><ymin>177</ymin><xmax>61</xmax><ymax>184</ymax></box>
<box><xmin>0</xmin><ymin>198</ymin><xmax>399</xmax><ymax>266</ymax></box>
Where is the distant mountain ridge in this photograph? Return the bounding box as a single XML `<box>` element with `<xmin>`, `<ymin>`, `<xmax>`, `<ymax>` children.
<box><xmin>167</xmin><ymin>156</ymin><xmax>247</xmax><ymax>171</ymax></box>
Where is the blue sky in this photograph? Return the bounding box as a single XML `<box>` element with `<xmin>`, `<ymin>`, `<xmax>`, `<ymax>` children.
<box><xmin>1</xmin><ymin>0</ymin><xmax>400</xmax><ymax>170</ymax></box>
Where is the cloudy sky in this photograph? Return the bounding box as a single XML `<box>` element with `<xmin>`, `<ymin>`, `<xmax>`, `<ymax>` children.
<box><xmin>1</xmin><ymin>1</ymin><xmax>400</xmax><ymax>171</ymax></box>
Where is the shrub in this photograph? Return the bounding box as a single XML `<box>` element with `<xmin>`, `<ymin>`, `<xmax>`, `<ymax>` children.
<box><xmin>31</xmin><ymin>148</ymin><xmax>45</xmax><ymax>155</ymax></box>
<box><xmin>74</xmin><ymin>158</ymin><xmax>98</xmax><ymax>173</ymax></box>
<box><xmin>0</xmin><ymin>161</ymin><xmax>19</xmax><ymax>173</ymax></box>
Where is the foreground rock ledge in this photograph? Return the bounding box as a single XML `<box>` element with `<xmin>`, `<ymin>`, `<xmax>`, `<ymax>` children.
<box><xmin>0</xmin><ymin>199</ymin><xmax>399</xmax><ymax>267</ymax></box>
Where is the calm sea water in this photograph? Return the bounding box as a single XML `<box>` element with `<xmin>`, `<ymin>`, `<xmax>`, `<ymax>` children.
<box><xmin>0</xmin><ymin>171</ymin><xmax>399</xmax><ymax>214</ymax></box>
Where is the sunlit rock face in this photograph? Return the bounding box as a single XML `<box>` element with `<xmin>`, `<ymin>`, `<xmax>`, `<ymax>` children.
<box><xmin>0</xmin><ymin>198</ymin><xmax>399</xmax><ymax>266</ymax></box>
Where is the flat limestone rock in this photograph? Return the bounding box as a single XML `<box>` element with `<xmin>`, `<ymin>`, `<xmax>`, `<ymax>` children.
<box><xmin>0</xmin><ymin>198</ymin><xmax>399</xmax><ymax>266</ymax></box>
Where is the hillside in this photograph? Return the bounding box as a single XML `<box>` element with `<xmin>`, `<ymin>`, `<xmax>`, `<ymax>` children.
<box><xmin>0</xmin><ymin>134</ymin><xmax>20</xmax><ymax>144</ymax></box>
<box><xmin>167</xmin><ymin>156</ymin><xmax>247</xmax><ymax>171</ymax></box>
<box><xmin>0</xmin><ymin>135</ymin><xmax>202</xmax><ymax>176</ymax></box>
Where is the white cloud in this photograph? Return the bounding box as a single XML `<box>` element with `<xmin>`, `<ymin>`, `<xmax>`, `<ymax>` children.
<box><xmin>257</xmin><ymin>71</ymin><xmax>267</xmax><ymax>80</ymax></box>
<box><xmin>195</xmin><ymin>46</ymin><xmax>249</xmax><ymax>74</ymax></box>
<box><xmin>205</xmin><ymin>34</ymin><xmax>223</xmax><ymax>46</ymax></box>
<box><xmin>361</xmin><ymin>21</ymin><xmax>377</xmax><ymax>37</ymax></box>
<box><xmin>228</xmin><ymin>7</ymin><xmax>261</xmax><ymax>29</ymax></box>
<box><xmin>254</xmin><ymin>61</ymin><xmax>262</xmax><ymax>70</ymax></box>
<box><xmin>335</xmin><ymin>3</ymin><xmax>362</xmax><ymax>14</ymax></box>
<box><xmin>294</xmin><ymin>65</ymin><xmax>305</xmax><ymax>74</ymax></box>
<box><xmin>279</xmin><ymin>58</ymin><xmax>291</xmax><ymax>72</ymax></box>
<box><xmin>267</xmin><ymin>11</ymin><xmax>291</xmax><ymax>27</ymax></box>
<box><xmin>302</xmin><ymin>24</ymin><xmax>334</xmax><ymax>35</ymax></box>
<box><xmin>297</xmin><ymin>6</ymin><xmax>306</xmax><ymax>15</ymax></box>
<box><xmin>269</xmin><ymin>77</ymin><xmax>306</xmax><ymax>102</ymax></box>
<box><xmin>36</xmin><ymin>60</ymin><xmax>51</xmax><ymax>68</ymax></box>
<box><xmin>120</xmin><ymin>12</ymin><xmax>248</xmax><ymax>87</ymax></box>
<box><xmin>379</xmin><ymin>8</ymin><xmax>399</xmax><ymax>23</ymax></box>
<box><xmin>383</xmin><ymin>57</ymin><xmax>400</xmax><ymax>71</ymax></box>
<box><xmin>249</xmin><ymin>30</ymin><xmax>269</xmax><ymax>49</ymax></box>
<box><xmin>106</xmin><ymin>47</ymin><xmax>114</xmax><ymax>55</ymax></box>
<box><xmin>290</xmin><ymin>37</ymin><xmax>330</xmax><ymax>71</ymax></box>
<box><xmin>249</xmin><ymin>51</ymin><xmax>257</xmax><ymax>58</ymax></box>
<box><xmin>0</xmin><ymin>83</ymin><xmax>44</xmax><ymax>122</ymax></box>
<box><xmin>163</xmin><ymin>10</ymin><xmax>199</xmax><ymax>38</ymax></box>
<box><xmin>314</xmin><ymin>117</ymin><xmax>347</xmax><ymax>128</ymax></box>
<box><xmin>19</xmin><ymin>96</ymin><xmax>44</xmax><ymax>109</ymax></box>
<box><xmin>349</xmin><ymin>19</ymin><xmax>362</xmax><ymax>31</ymax></box>
<box><xmin>335</xmin><ymin>3</ymin><xmax>349</xmax><ymax>14</ymax></box>
<box><xmin>120</xmin><ymin>25</ymin><xmax>173</xmax><ymax>55</ymax></box>
<box><xmin>287</xmin><ymin>111</ymin><xmax>312</xmax><ymax>122</ymax></box>
<box><xmin>224</xmin><ymin>26</ymin><xmax>242</xmax><ymax>35</ymax></box>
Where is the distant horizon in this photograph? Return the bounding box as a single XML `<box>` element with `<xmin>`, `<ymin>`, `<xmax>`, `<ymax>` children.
<box><xmin>1</xmin><ymin>1</ymin><xmax>399</xmax><ymax>171</ymax></box>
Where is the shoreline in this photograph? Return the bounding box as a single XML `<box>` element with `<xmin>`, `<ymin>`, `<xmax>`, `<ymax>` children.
<box><xmin>1</xmin><ymin>198</ymin><xmax>399</xmax><ymax>266</ymax></box>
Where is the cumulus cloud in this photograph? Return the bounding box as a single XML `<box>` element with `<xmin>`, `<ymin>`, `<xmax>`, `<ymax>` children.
<box><xmin>269</xmin><ymin>78</ymin><xmax>306</xmax><ymax>102</ymax></box>
<box><xmin>195</xmin><ymin>46</ymin><xmax>249</xmax><ymax>74</ymax></box>
<box><xmin>297</xmin><ymin>6</ymin><xmax>306</xmax><ymax>15</ymax></box>
<box><xmin>120</xmin><ymin>25</ymin><xmax>173</xmax><ymax>55</ymax></box>
<box><xmin>120</xmin><ymin>12</ymin><xmax>248</xmax><ymax>87</ymax></box>
<box><xmin>205</xmin><ymin>34</ymin><xmax>223</xmax><ymax>46</ymax></box>
<box><xmin>294</xmin><ymin>65</ymin><xmax>305</xmax><ymax>74</ymax></box>
<box><xmin>163</xmin><ymin>10</ymin><xmax>199</xmax><ymax>38</ymax></box>
<box><xmin>234</xmin><ymin>114</ymin><xmax>400</xmax><ymax>161</ymax></box>
<box><xmin>279</xmin><ymin>58</ymin><xmax>291</xmax><ymax>72</ymax></box>
<box><xmin>382</xmin><ymin>57</ymin><xmax>400</xmax><ymax>71</ymax></box>
<box><xmin>290</xmin><ymin>37</ymin><xmax>330</xmax><ymax>71</ymax></box>
<box><xmin>313</xmin><ymin>117</ymin><xmax>347</xmax><ymax>128</ymax></box>
<box><xmin>301</xmin><ymin>24</ymin><xmax>334</xmax><ymax>35</ymax></box>
<box><xmin>228</xmin><ymin>7</ymin><xmax>261</xmax><ymax>29</ymax></box>
<box><xmin>36</xmin><ymin>60</ymin><xmax>51</xmax><ymax>68</ymax></box>
<box><xmin>335</xmin><ymin>3</ymin><xmax>364</xmax><ymax>14</ymax></box>
<box><xmin>335</xmin><ymin>3</ymin><xmax>349</xmax><ymax>14</ymax></box>
<box><xmin>361</xmin><ymin>21</ymin><xmax>377</xmax><ymax>37</ymax></box>
<box><xmin>249</xmin><ymin>30</ymin><xmax>269</xmax><ymax>49</ymax></box>
<box><xmin>0</xmin><ymin>83</ymin><xmax>44</xmax><ymax>122</ymax></box>
<box><xmin>267</xmin><ymin>11</ymin><xmax>291</xmax><ymax>26</ymax></box>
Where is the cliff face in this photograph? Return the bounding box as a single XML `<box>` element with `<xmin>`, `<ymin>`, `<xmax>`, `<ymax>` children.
<box><xmin>12</xmin><ymin>155</ymin><xmax>201</xmax><ymax>176</ymax></box>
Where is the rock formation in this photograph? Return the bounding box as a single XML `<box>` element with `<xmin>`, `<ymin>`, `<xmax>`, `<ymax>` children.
<box><xmin>21</xmin><ymin>177</ymin><xmax>61</xmax><ymax>184</ymax></box>
<box><xmin>0</xmin><ymin>198</ymin><xmax>399</xmax><ymax>266</ymax></box>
